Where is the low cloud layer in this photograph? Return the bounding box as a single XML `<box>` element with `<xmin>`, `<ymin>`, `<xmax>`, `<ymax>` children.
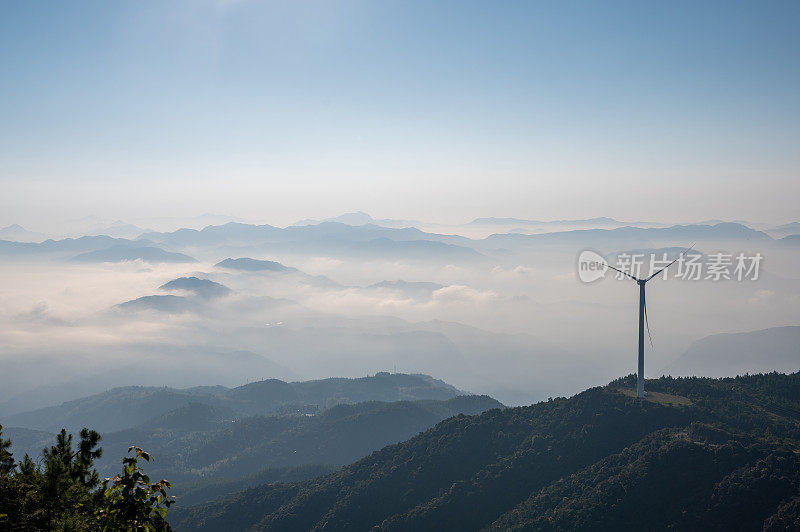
<box><xmin>1</xmin><ymin>221</ymin><xmax>799</xmax><ymax>412</ymax></box>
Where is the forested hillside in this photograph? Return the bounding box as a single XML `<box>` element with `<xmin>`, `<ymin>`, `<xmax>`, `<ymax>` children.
<box><xmin>93</xmin><ymin>395</ymin><xmax>503</xmax><ymax>482</ymax></box>
<box><xmin>171</xmin><ymin>373</ymin><xmax>800</xmax><ymax>531</ymax></box>
<box><xmin>0</xmin><ymin>395</ymin><xmax>502</xmax><ymax>529</ymax></box>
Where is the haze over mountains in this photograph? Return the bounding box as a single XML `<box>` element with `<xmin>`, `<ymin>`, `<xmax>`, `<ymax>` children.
<box><xmin>663</xmin><ymin>326</ymin><xmax>800</xmax><ymax>378</ymax></box>
<box><xmin>4</xmin><ymin>212</ymin><xmax>796</xmax><ymax>242</ymax></box>
<box><xmin>0</xmin><ymin>213</ymin><xmax>798</xmax><ymax>410</ymax></box>
<box><xmin>2</xmin><ymin>373</ymin><xmax>463</xmax><ymax>433</ymax></box>
<box><xmin>71</xmin><ymin>245</ymin><xmax>197</xmax><ymax>264</ymax></box>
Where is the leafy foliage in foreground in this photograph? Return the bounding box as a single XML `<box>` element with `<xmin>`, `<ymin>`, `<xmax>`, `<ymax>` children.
<box><xmin>171</xmin><ymin>372</ymin><xmax>800</xmax><ymax>531</ymax></box>
<box><xmin>97</xmin><ymin>446</ymin><xmax>174</xmax><ymax>531</ymax></box>
<box><xmin>0</xmin><ymin>426</ymin><xmax>173</xmax><ymax>530</ymax></box>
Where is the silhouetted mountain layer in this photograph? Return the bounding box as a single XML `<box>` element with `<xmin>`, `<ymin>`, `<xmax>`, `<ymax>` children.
<box><xmin>215</xmin><ymin>257</ymin><xmax>294</xmax><ymax>271</ymax></box>
<box><xmin>141</xmin><ymin>221</ymin><xmax>473</xmax><ymax>249</ymax></box>
<box><xmin>1</xmin><ymin>373</ymin><xmax>464</xmax><ymax>433</ymax></box>
<box><xmin>0</xmin><ymin>235</ymin><xmax>150</xmax><ymax>257</ymax></box>
<box><xmin>484</xmin><ymin>222</ymin><xmax>771</xmax><ymax>249</ymax></box>
<box><xmin>171</xmin><ymin>372</ymin><xmax>800</xmax><ymax>531</ymax></box>
<box><xmin>0</xmin><ymin>221</ymin><xmax>778</xmax><ymax>263</ymax></box>
<box><xmin>70</xmin><ymin>245</ymin><xmax>196</xmax><ymax>263</ymax></box>
<box><xmin>160</xmin><ymin>276</ymin><xmax>231</xmax><ymax>298</ymax></box>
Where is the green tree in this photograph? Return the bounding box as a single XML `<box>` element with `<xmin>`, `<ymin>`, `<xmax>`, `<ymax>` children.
<box><xmin>38</xmin><ymin>427</ymin><xmax>103</xmax><ymax>529</ymax></box>
<box><xmin>96</xmin><ymin>446</ymin><xmax>174</xmax><ymax>531</ymax></box>
<box><xmin>1</xmin><ymin>427</ymin><xmax>174</xmax><ymax>530</ymax></box>
<box><xmin>0</xmin><ymin>424</ymin><xmax>14</xmax><ymax>475</ymax></box>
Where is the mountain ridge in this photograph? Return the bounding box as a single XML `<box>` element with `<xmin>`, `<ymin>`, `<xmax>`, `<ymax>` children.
<box><xmin>169</xmin><ymin>372</ymin><xmax>800</xmax><ymax>531</ymax></box>
<box><xmin>0</xmin><ymin>373</ymin><xmax>466</xmax><ymax>433</ymax></box>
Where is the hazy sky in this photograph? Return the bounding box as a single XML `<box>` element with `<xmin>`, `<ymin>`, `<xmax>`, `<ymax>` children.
<box><xmin>1</xmin><ymin>1</ymin><xmax>799</xmax><ymax>228</ymax></box>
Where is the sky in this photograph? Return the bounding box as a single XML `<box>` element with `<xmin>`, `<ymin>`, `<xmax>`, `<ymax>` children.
<box><xmin>1</xmin><ymin>0</ymin><xmax>799</xmax><ymax>228</ymax></box>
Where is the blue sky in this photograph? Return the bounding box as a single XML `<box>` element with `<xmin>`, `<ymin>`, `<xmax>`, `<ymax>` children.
<box><xmin>1</xmin><ymin>1</ymin><xmax>799</xmax><ymax>226</ymax></box>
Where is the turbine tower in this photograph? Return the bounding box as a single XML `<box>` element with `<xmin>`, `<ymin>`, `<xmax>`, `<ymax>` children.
<box><xmin>606</xmin><ymin>246</ymin><xmax>693</xmax><ymax>398</ymax></box>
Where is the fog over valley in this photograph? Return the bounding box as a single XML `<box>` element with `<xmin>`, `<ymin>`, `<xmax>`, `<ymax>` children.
<box><xmin>2</xmin><ymin>215</ymin><xmax>798</xmax><ymax>411</ymax></box>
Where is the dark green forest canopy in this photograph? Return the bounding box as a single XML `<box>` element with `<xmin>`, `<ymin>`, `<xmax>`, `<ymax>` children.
<box><xmin>92</xmin><ymin>395</ymin><xmax>503</xmax><ymax>483</ymax></box>
<box><xmin>1</xmin><ymin>395</ymin><xmax>503</xmax><ymax>525</ymax></box>
<box><xmin>171</xmin><ymin>372</ymin><xmax>800</xmax><ymax>531</ymax></box>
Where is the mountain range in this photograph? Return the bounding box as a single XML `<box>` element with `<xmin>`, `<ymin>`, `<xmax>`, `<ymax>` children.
<box><xmin>483</xmin><ymin>222</ymin><xmax>772</xmax><ymax>250</ymax></box>
<box><xmin>70</xmin><ymin>245</ymin><xmax>197</xmax><ymax>263</ymax></box>
<box><xmin>170</xmin><ymin>372</ymin><xmax>800</xmax><ymax>531</ymax></box>
<box><xmin>0</xmin><ymin>221</ymin><xmax>784</xmax><ymax>263</ymax></box>
<box><xmin>0</xmin><ymin>373</ymin><xmax>464</xmax><ymax>433</ymax></box>
<box><xmin>1</xmin><ymin>374</ymin><xmax>501</xmax><ymax>509</ymax></box>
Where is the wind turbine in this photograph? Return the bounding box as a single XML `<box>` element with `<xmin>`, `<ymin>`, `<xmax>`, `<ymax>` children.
<box><xmin>606</xmin><ymin>246</ymin><xmax>694</xmax><ymax>398</ymax></box>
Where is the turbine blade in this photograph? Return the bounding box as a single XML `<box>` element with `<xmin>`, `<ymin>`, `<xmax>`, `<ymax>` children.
<box><xmin>646</xmin><ymin>243</ymin><xmax>696</xmax><ymax>282</ymax></box>
<box><xmin>643</xmin><ymin>289</ymin><xmax>653</xmax><ymax>348</ymax></box>
<box><xmin>605</xmin><ymin>263</ymin><xmax>639</xmax><ymax>282</ymax></box>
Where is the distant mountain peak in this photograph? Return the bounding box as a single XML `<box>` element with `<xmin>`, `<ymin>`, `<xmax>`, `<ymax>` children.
<box><xmin>0</xmin><ymin>224</ymin><xmax>47</xmax><ymax>243</ymax></box>
<box><xmin>159</xmin><ymin>276</ymin><xmax>231</xmax><ymax>298</ymax></box>
<box><xmin>215</xmin><ymin>257</ymin><xmax>295</xmax><ymax>272</ymax></box>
